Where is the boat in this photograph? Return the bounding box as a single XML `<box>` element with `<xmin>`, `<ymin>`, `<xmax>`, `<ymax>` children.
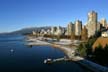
<box><xmin>10</xmin><ymin>49</ymin><xmax>14</xmax><ymax>52</ymax></box>
<box><xmin>44</xmin><ymin>58</ymin><xmax>52</xmax><ymax>64</ymax></box>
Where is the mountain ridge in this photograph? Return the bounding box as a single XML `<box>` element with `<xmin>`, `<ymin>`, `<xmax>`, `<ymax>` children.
<box><xmin>0</xmin><ymin>26</ymin><xmax>51</xmax><ymax>35</ymax></box>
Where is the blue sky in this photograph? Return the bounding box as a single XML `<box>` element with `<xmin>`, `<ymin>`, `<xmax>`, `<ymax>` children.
<box><xmin>0</xmin><ymin>0</ymin><xmax>108</xmax><ymax>33</ymax></box>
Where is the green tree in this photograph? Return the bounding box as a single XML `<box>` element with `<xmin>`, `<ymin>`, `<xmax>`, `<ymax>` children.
<box><xmin>77</xmin><ymin>43</ymin><xmax>87</xmax><ymax>57</ymax></box>
<box><xmin>93</xmin><ymin>44</ymin><xmax>106</xmax><ymax>65</ymax></box>
<box><xmin>71</xmin><ymin>32</ymin><xmax>75</xmax><ymax>41</ymax></box>
<box><xmin>57</xmin><ymin>34</ymin><xmax>60</xmax><ymax>41</ymax></box>
<box><xmin>81</xmin><ymin>26</ymin><xmax>88</xmax><ymax>41</ymax></box>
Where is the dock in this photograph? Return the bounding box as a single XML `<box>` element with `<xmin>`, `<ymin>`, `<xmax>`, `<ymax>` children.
<box><xmin>44</xmin><ymin>57</ymin><xmax>71</xmax><ymax>64</ymax></box>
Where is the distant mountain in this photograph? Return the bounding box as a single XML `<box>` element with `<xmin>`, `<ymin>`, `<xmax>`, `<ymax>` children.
<box><xmin>9</xmin><ymin>26</ymin><xmax>51</xmax><ymax>35</ymax></box>
<box><xmin>0</xmin><ymin>32</ymin><xmax>10</xmax><ymax>35</ymax></box>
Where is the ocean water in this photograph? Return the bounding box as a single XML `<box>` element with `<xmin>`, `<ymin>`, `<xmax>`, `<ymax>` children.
<box><xmin>0</xmin><ymin>34</ymin><xmax>90</xmax><ymax>72</ymax></box>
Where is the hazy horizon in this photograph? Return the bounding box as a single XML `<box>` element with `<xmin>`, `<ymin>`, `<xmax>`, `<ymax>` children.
<box><xmin>0</xmin><ymin>0</ymin><xmax>108</xmax><ymax>33</ymax></box>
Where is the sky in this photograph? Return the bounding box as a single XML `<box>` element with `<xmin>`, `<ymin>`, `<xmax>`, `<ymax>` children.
<box><xmin>0</xmin><ymin>0</ymin><xmax>108</xmax><ymax>33</ymax></box>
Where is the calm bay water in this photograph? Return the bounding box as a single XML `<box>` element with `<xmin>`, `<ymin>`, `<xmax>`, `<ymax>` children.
<box><xmin>0</xmin><ymin>35</ymin><xmax>90</xmax><ymax>72</ymax></box>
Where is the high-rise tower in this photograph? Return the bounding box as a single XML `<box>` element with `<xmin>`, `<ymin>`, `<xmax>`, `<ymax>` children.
<box><xmin>67</xmin><ymin>22</ymin><xmax>75</xmax><ymax>36</ymax></box>
<box><xmin>86</xmin><ymin>11</ymin><xmax>98</xmax><ymax>37</ymax></box>
<box><xmin>75</xmin><ymin>20</ymin><xmax>82</xmax><ymax>36</ymax></box>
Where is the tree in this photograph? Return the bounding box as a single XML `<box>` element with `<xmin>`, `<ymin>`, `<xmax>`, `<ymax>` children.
<box><xmin>57</xmin><ymin>34</ymin><xmax>60</xmax><ymax>42</ymax></box>
<box><xmin>77</xmin><ymin>43</ymin><xmax>87</xmax><ymax>57</ymax></box>
<box><xmin>93</xmin><ymin>44</ymin><xmax>106</xmax><ymax>65</ymax></box>
<box><xmin>81</xmin><ymin>26</ymin><xmax>88</xmax><ymax>41</ymax></box>
<box><xmin>71</xmin><ymin>32</ymin><xmax>75</xmax><ymax>41</ymax></box>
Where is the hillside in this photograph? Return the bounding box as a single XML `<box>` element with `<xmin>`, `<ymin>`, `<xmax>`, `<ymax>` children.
<box><xmin>3</xmin><ymin>27</ymin><xmax>51</xmax><ymax>35</ymax></box>
<box><xmin>92</xmin><ymin>37</ymin><xmax>108</xmax><ymax>50</ymax></box>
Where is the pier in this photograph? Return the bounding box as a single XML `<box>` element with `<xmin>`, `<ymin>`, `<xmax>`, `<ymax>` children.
<box><xmin>44</xmin><ymin>57</ymin><xmax>71</xmax><ymax>64</ymax></box>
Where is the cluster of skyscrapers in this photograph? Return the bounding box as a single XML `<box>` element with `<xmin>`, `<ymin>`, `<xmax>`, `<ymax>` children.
<box><xmin>33</xmin><ymin>11</ymin><xmax>108</xmax><ymax>38</ymax></box>
<box><xmin>50</xmin><ymin>20</ymin><xmax>82</xmax><ymax>37</ymax></box>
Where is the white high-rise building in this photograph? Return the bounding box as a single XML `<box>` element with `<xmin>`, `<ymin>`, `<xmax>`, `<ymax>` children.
<box><xmin>67</xmin><ymin>22</ymin><xmax>75</xmax><ymax>36</ymax></box>
<box><xmin>51</xmin><ymin>27</ymin><xmax>57</xmax><ymax>35</ymax></box>
<box><xmin>86</xmin><ymin>11</ymin><xmax>98</xmax><ymax>38</ymax></box>
<box><xmin>75</xmin><ymin>20</ymin><xmax>82</xmax><ymax>36</ymax></box>
<box><xmin>55</xmin><ymin>26</ymin><xmax>64</xmax><ymax>35</ymax></box>
<box><xmin>100</xmin><ymin>18</ymin><xmax>107</xmax><ymax>27</ymax></box>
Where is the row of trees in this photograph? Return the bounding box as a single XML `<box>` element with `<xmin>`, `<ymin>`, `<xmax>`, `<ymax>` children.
<box><xmin>43</xmin><ymin>26</ymin><xmax>88</xmax><ymax>41</ymax></box>
<box><xmin>30</xmin><ymin>26</ymin><xmax>88</xmax><ymax>41</ymax></box>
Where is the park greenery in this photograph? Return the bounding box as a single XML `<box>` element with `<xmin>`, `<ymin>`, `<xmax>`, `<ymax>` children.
<box><xmin>77</xmin><ymin>36</ymin><xmax>108</xmax><ymax>66</ymax></box>
<box><xmin>92</xmin><ymin>44</ymin><xmax>108</xmax><ymax>66</ymax></box>
<box><xmin>77</xmin><ymin>38</ymin><xmax>97</xmax><ymax>57</ymax></box>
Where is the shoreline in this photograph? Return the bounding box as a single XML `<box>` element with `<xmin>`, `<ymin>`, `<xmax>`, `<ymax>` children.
<box><xmin>25</xmin><ymin>37</ymin><xmax>108</xmax><ymax>72</ymax></box>
<box><xmin>25</xmin><ymin>37</ymin><xmax>76</xmax><ymax>58</ymax></box>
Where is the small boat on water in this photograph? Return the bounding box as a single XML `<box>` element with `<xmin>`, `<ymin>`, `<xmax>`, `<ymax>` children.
<box><xmin>44</xmin><ymin>58</ymin><xmax>52</xmax><ymax>64</ymax></box>
<box><xmin>10</xmin><ymin>49</ymin><xmax>14</xmax><ymax>52</ymax></box>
